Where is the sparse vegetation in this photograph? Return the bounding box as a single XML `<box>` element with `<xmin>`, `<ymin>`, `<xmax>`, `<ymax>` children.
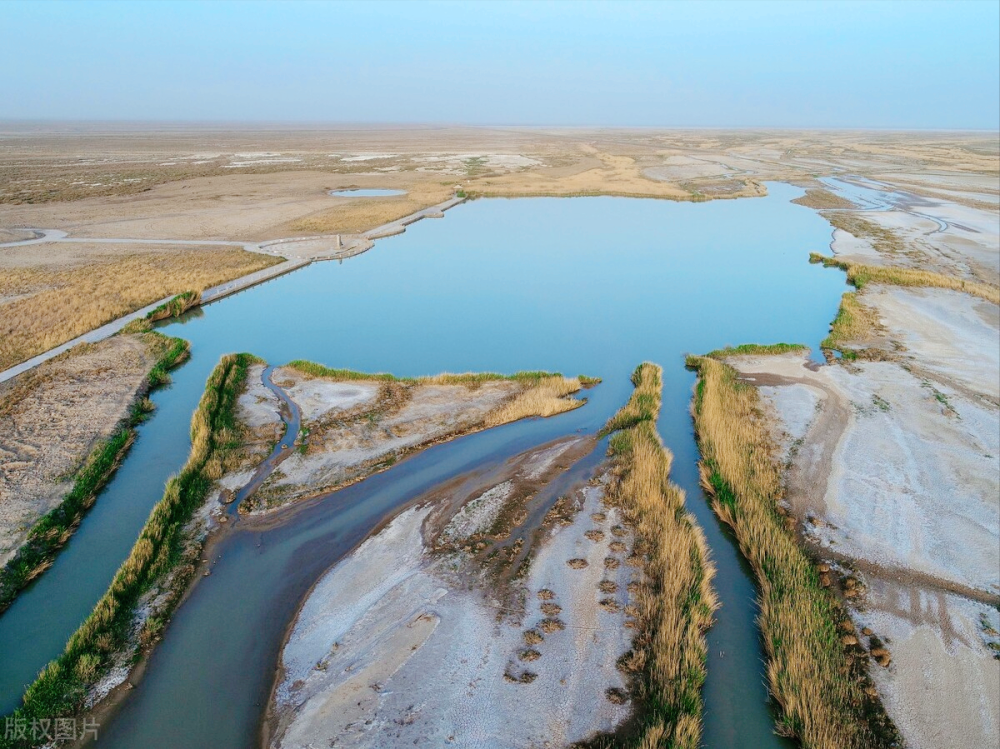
<box><xmin>821</xmin><ymin>212</ymin><xmax>904</xmax><ymax>256</ymax></box>
<box><xmin>285</xmin><ymin>360</ymin><xmax>588</xmax><ymax>427</ymax></box>
<box><xmin>811</xmin><ymin>254</ymin><xmax>1000</xmax><ymax>305</ymax></box>
<box><xmin>0</xmin><ymin>333</ymin><xmax>189</xmax><ymax>614</ymax></box>
<box><xmin>596</xmin><ymin>362</ymin><xmax>717</xmax><ymax>749</ymax></box>
<box><xmin>1</xmin><ymin>353</ymin><xmax>259</xmax><ymax>747</ymax></box>
<box><xmin>285</xmin><ymin>360</ymin><xmax>571</xmax><ymax>385</ymax></box>
<box><xmin>791</xmin><ymin>188</ymin><xmax>856</xmax><ymax>210</ymax></box>
<box><xmin>687</xmin><ymin>355</ymin><xmax>899</xmax><ymax>749</ymax></box>
<box><xmin>0</xmin><ymin>250</ymin><xmax>280</xmax><ymax>369</ymax></box>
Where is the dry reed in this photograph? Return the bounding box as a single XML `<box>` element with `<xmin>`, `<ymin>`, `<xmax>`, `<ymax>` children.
<box><xmin>811</xmin><ymin>253</ymin><xmax>1000</xmax><ymax>305</ymax></box>
<box><xmin>600</xmin><ymin>363</ymin><xmax>717</xmax><ymax>749</ymax></box>
<box><xmin>484</xmin><ymin>376</ymin><xmax>583</xmax><ymax>425</ymax></box>
<box><xmin>0</xmin><ymin>250</ymin><xmax>280</xmax><ymax>369</ymax></box>
<box><xmin>821</xmin><ymin>292</ymin><xmax>883</xmax><ymax>350</ymax></box>
<box><xmin>688</xmin><ymin>355</ymin><xmax>898</xmax><ymax>749</ymax></box>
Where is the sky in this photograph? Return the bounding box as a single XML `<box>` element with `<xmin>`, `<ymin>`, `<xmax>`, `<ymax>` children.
<box><xmin>1</xmin><ymin>0</ymin><xmax>997</xmax><ymax>129</ymax></box>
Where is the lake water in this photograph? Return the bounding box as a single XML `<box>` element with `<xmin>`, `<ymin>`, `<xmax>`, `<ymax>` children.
<box><xmin>0</xmin><ymin>184</ymin><xmax>844</xmax><ymax>747</ymax></box>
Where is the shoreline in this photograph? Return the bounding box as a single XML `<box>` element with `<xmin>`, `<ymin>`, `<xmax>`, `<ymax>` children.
<box><xmin>257</xmin><ymin>433</ymin><xmax>592</xmax><ymax>748</ymax></box>
<box><xmin>0</xmin><ymin>332</ymin><xmax>189</xmax><ymax>614</ymax></box>
<box><xmin>12</xmin><ymin>364</ymin><xmax>592</xmax><ymax>747</ymax></box>
<box><xmin>0</xmin><ymin>195</ymin><xmax>466</xmax><ymax>384</ymax></box>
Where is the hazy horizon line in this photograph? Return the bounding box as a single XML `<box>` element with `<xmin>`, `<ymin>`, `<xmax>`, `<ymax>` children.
<box><xmin>1</xmin><ymin>119</ymin><xmax>998</xmax><ymax>135</ymax></box>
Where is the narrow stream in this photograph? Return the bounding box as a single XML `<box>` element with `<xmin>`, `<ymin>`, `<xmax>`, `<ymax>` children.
<box><xmin>0</xmin><ymin>185</ymin><xmax>844</xmax><ymax>747</ymax></box>
<box><xmin>226</xmin><ymin>366</ymin><xmax>303</xmax><ymax>515</ymax></box>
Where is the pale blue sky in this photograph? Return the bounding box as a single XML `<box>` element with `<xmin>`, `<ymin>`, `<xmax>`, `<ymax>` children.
<box><xmin>1</xmin><ymin>0</ymin><xmax>997</xmax><ymax>128</ymax></box>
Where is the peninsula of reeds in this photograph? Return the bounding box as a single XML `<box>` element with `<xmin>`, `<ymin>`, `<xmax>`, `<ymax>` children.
<box><xmin>687</xmin><ymin>354</ymin><xmax>899</xmax><ymax>749</ymax></box>
<box><xmin>597</xmin><ymin>362</ymin><xmax>717</xmax><ymax>748</ymax></box>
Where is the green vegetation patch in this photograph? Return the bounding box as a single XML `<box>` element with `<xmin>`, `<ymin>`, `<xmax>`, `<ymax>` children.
<box><xmin>705</xmin><ymin>343</ymin><xmax>807</xmax><ymax>359</ymax></box>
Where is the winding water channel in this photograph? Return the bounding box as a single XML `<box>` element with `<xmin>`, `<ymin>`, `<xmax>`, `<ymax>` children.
<box><xmin>1</xmin><ymin>184</ymin><xmax>845</xmax><ymax>747</ymax></box>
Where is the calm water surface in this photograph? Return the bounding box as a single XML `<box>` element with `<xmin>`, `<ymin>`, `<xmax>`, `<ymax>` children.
<box><xmin>1</xmin><ymin>184</ymin><xmax>843</xmax><ymax>747</ymax></box>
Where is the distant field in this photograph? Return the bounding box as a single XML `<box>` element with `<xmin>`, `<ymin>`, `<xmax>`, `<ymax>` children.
<box><xmin>0</xmin><ymin>245</ymin><xmax>280</xmax><ymax>370</ymax></box>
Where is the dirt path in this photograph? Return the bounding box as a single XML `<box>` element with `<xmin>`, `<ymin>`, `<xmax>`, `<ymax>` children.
<box><xmin>737</xmin><ymin>367</ymin><xmax>850</xmax><ymax>520</ymax></box>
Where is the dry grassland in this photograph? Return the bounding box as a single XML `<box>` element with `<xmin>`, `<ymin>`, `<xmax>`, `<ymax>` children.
<box><xmin>0</xmin><ymin>248</ymin><xmax>279</xmax><ymax>369</ymax></box>
<box><xmin>467</xmin><ymin>149</ymin><xmax>762</xmax><ymax>200</ymax></box>
<box><xmin>791</xmin><ymin>189</ymin><xmax>856</xmax><ymax>210</ymax></box>
<box><xmin>289</xmin><ymin>180</ymin><xmax>455</xmax><ymax>234</ymax></box>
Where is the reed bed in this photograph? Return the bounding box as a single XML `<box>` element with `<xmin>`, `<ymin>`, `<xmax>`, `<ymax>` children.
<box><xmin>0</xmin><ymin>332</ymin><xmax>189</xmax><ymax>615</ymax></box>
<box><xmin>1</xmin><ymin>353</ymin><xmax>258</xmax><ymax>747</ymax></box>
<box><xmin>0</xmin><ymin>250</ymin><xmax>279</xmax><ymax>369</ymax></box>
<box><xmin>484</xmin><ymin>376</ymin><xmax>584</xmax><ymax>425</ymax></box>
<box><xmin>598</xmin><ymin>363</ymin><xmax>717</xmax><ymax>749</ymax></box>
<box><xmin>821</xmin><ymin>292</ymin><xmax>882</xmax><ymax>354</ymax></box>
<box><xmin>811</xmin><ymin>253</ymin><xmax>1000</xmax><ymax>305</ymax></box>
<box><xmin>687</xmin><ymin>355</ymin><xmax>898</xmax><ymax>749</ymax></box>
<box><xmin>704</xmin><ymin>343</ymin><xmax>807</xmax><ymax>359</ymax></box>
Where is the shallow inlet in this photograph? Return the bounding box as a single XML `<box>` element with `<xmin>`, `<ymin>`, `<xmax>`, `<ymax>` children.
<box><xmin>0</xmin><ymin>185</ymin><xmax>844</xmax><ymax>748</ymax></box>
